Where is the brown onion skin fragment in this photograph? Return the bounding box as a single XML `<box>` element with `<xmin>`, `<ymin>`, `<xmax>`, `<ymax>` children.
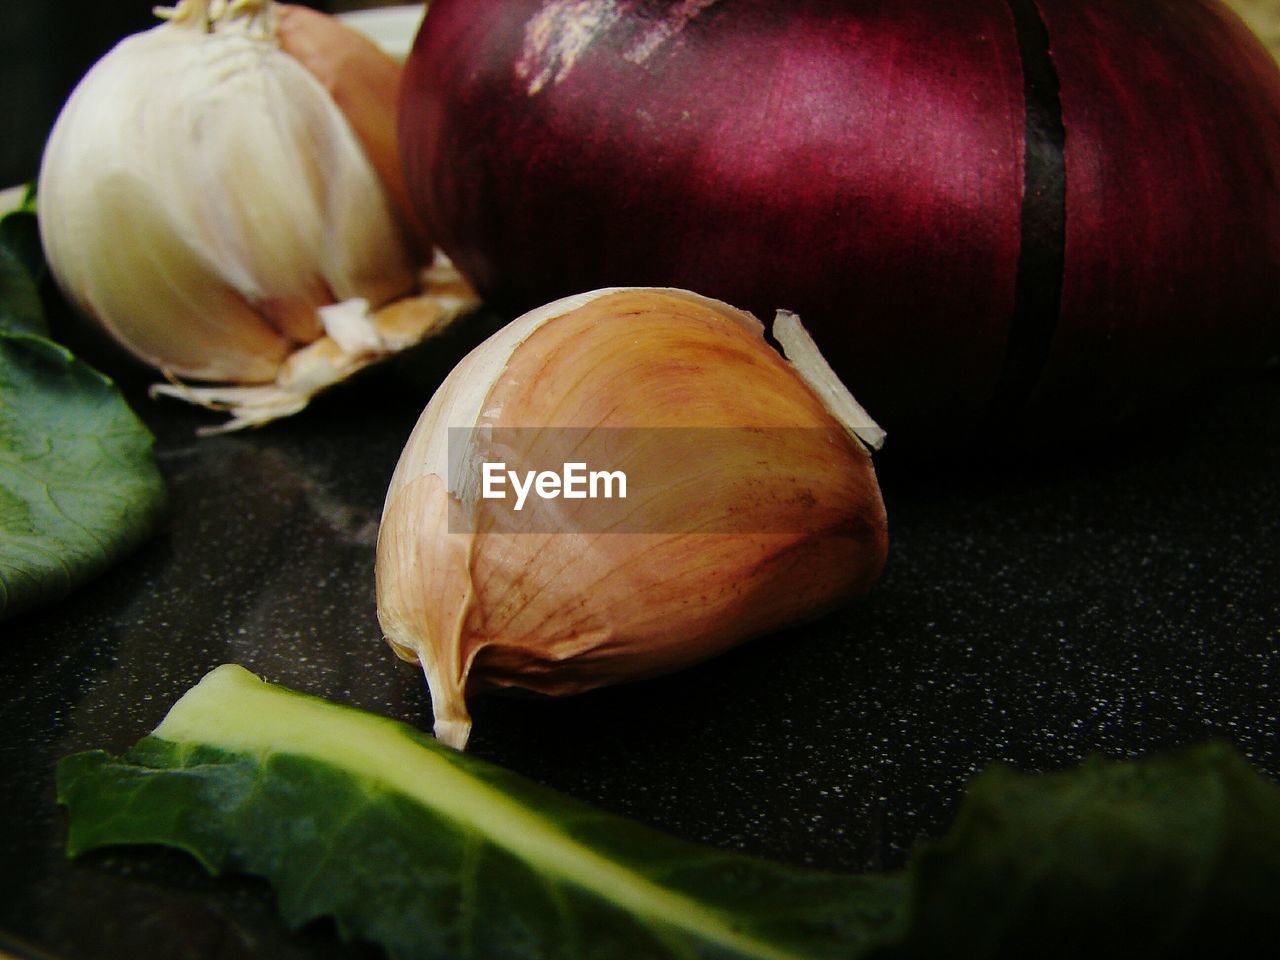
<box><xmin>400</xmin><ymin>0</ymin><xmax>1280</xmax><ymax>442</ymax></box>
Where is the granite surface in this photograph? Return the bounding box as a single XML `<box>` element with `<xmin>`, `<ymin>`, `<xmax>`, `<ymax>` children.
<box><xmin>2</xmin><ymin>3</ymin><xmax>1278</xmax><ymax>956</ymax></box>
<box><xmin>2</xmin><ymin>297</ymin><xmax>1277</xmax><ymax>956</ymax></box>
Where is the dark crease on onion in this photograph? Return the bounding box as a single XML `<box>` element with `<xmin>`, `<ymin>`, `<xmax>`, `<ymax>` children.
<box><xmin>987</xmin><ymin>0</ymin><xmax>1067</xmax><ymax>426</ymax></box>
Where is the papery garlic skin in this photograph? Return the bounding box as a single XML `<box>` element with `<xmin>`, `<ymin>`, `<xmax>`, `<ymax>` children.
<box><xmin>376</xmin><ymin>288</ymin><xmax>889</xmax><ymax>749</ymax></box>
<box><xmin>38</xmin><ymin>0</ymin><xmax>472</xmax><ymax>429</ymax></box>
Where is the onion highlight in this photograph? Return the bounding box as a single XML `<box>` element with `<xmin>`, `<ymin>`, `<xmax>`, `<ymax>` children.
<box><xmin>399</xmin><ymin>0</ymin><xmax>1280</xmax><ymax>439</ymax></box>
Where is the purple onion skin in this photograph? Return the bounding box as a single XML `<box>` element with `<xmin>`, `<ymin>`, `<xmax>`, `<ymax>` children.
<box><xmin>400</xmin><ymin>0</ymin><xmax>1280</xmax><ymax>439</ymax></box>
<box><xmin>1038</xmin><ymin>0</ymin><xmax>1280</xmax><ymax>423</ymax></box>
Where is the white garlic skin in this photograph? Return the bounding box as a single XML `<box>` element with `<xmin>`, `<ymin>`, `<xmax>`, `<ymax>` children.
<box><xmin>376</xmin><ymin>288</ymin><xmax>889</xmax><ymax>749</ymax></box>
<box><xmin>37</xmin><ymin>4</ymin><xmax>417</xmax><ymax>383</ymax></box>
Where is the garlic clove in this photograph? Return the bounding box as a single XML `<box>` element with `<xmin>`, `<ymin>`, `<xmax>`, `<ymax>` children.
<box><xmin>376</xmin><ymin>288</ymin><xmax>888</xmax><ymax>749</ymax></box>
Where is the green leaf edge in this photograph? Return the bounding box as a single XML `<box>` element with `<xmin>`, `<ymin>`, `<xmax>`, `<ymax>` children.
<box><xmin>57</xmin><ymin>666</ymin><xmax>1280</xmax><ymax>960</ymax></box>
<box><xmin>0</xmin><ymin>330</ymin><xmax>167</xmax><ymax>620</ymax></box>
<box><xmin>58</xmin><ymin>665</ymin><xmax>902</xmax><ymax>960</ymax></box>
<box><xmin>0</xmin><ymin>200</ymin><xmax>47</xmax><ymax>337</ymax></box>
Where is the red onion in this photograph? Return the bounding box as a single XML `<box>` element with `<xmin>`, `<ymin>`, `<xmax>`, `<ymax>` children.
<box><xmin>399</xmin><ymin>0</ymin><xmax>1280</xmax><ymax>438</ymax></box>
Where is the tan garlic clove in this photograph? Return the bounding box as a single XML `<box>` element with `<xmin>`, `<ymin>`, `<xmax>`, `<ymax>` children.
<box><xmin>375</xmin><ymin>288</ymin><xmax>888</xmax><ymax>749</ymax></box>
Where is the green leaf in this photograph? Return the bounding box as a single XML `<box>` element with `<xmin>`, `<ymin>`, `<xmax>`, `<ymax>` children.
<box><xmin>0</xmin><ymin>331</ymin><xmax>166</xmax><ymax>619</ymax></box>
<box><xmin>872</xmin><ymin>742</ymin><xmax>1280</xmax><ymax>959</ymax></box>
<box><xmin>2</xmin><ymin>204</ymin><xmax>45</xmax><ymax>284</ymax></box>
<box><xmin>58</xmin><ymin>667</ymin><xmax>1280</xmax><ymax>960</ymax></box>
<box><xmin>0</xmin><ymin>213</ymin><xmax>46</xmax><ymax>336</ymax></box>
<box><xmin>1</xmin><ymin>185</ymin><xmax>48</xmax><ymax>335</ymax></box>
<box><xmin>57</xmin><ymin>665</ymin><xmax>905</xmax><ymax>960</ymax></box>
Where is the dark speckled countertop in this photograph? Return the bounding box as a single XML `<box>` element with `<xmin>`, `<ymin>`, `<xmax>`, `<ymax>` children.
<box><xmin>2</xmin><ymin>295</ymin><xmax>1278</xmax><ymax>957</ymax></box>
<box><xmin>2</xmin><ymin>3</ymin><xmax>1279</xmax><ymax>957</ymax></box>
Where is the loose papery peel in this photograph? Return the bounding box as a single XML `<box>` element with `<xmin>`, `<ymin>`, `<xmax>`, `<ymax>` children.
<box><xmin>151</xmin><ymin>256</ymin><xmax>479</xmax><ymax>433</ymax></box>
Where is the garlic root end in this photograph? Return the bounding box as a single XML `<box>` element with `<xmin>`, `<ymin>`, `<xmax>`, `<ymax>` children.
<box><xmin>150</xmin><ymin>378</ymin><xmax>311</xmax><ymax>434</ymax></box>
<box><xmin>151</xmin><ymin>258</ymin><xmax>480</xmax><ymax>432</ymax></box>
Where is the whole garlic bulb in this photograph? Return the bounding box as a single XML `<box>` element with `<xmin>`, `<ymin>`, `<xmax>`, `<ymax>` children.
<box><xmin>38</xmin><ymin>0</ymin><xmax>474</xmax><ymax>431</ymax></box>
<box><xmin>375</xmin><ymin>288</ymin><xmax>889</xmax><ymax>749</ymax></box>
